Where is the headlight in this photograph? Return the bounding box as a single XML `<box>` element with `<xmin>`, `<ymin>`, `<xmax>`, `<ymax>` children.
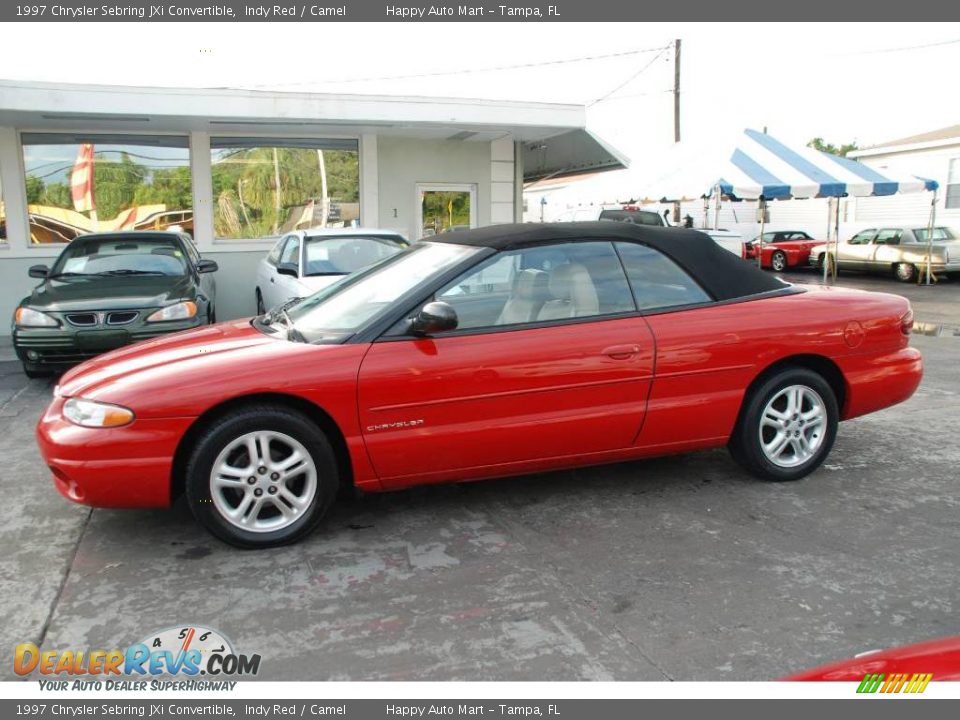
<box><xmin>63</xmin><ymin>398</ymin><xmax>135</xmax><ymax>428</ymax></box>
<box><xmin>15</xmin><ymin>307</ymin><xmax>59</xmax><ymax>328</ymax></box>
<box><xmin>146</xmin><ymin>301</ymin><xmax>197</xmax><ymax>323</ymax></box>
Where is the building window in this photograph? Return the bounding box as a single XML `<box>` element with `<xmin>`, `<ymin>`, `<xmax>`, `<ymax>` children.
<box><xmin>21</xmin><ymin>134</ymin><xmax>192</xmax><ymax>244</ymax></box>
<box><xmin>947</xmin><ymin>158</ymin><xmax>960</xmax><ymax>210</ymax></box>
<box><xmin>210</xmin><ymin>138</ymin><xmax>359</xmax><ymax>240</ymax></box>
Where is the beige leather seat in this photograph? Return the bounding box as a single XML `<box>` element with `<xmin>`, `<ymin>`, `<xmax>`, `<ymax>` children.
<box><xmin>537</xmin><ymin>263</ymin><xmax>600</xmax><ymax>321</ymax></box>
<box><xmin>496</xmin><ymin>269</ymin><xmax>549</xmax><ymax>325</ymax></box>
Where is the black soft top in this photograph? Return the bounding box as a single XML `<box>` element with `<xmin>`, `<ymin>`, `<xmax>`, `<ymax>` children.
<box><xmin>430</xmin><ymin>222</ymin><xmax>786</xmax><ymax>301</ymax></box>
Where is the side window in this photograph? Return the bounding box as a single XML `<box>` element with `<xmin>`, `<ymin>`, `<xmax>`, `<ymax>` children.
<box><xmin>279</xmin><ymin>236</ymin><xmax>301</xmax><ymax>270</ymax></box>
<box><xmin>874</xmin><ymin>229</ymin><xmax>901</xmax><ymax>245</ymax></box>
<box><xmin>849</xmin><ymin>230</ymin><xmax>875</xmax><ymax>245</ymax></box>
<box><xmin>615</xmin><ymin>242</ymin><xmax>711</xmax><ymax>311</ymax></box>
<box><xmin>435</xmin><ymin>241</ymin><xmax>635</xmax><ymax>330</ymax></box>
<box><xmin>266</xmin><ymin>239</ymin><xmax>284</xmax><ymax>266</ymax></box>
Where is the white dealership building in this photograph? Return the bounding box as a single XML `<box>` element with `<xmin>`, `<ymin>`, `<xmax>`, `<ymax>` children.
<box><xmin>0</xmin><ymin>80</ymin><xmax>625</xmax><ymax>334</ymax></box>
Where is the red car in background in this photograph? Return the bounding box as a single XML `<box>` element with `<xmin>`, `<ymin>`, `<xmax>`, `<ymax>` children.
<box><xmin>745</xmin><ymin>230</ymin><xmax>823</xmax><ymax>271</ymax></box>
<box><xmin>785</xmin><ymin>636</ymin><xmax>960</xmax><ymax>682</ymax></box>
<box><xmin>36</xmin><ymin>224</ymin><xmax>922</xmax><ymax>548</ymax></box>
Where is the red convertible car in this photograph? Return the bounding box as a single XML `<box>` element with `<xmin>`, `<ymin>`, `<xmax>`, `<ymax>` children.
<box><xmin>745</xmin><ymin>230</ymin><xmax>822</xmax><ymax>271</ymax></box>
<box><xmin>37</xmin><ymin>224</ymin><xmax>922</xmax><ymax>548</ymax></box>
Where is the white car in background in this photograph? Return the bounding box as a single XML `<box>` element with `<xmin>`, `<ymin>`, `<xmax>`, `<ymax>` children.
<box><xmin>256</xmin><ymin>228</ymin><xmax>408</xmax><ymax>313</ymax></box>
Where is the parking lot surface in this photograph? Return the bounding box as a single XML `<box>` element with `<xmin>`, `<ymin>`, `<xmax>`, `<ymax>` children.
<box><xmin>2</xmin><ymin>268</ymin><xmax>958</xmax><ymax>681</ymax></box>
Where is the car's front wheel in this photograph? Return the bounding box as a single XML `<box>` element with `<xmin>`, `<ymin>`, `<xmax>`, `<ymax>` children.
<box><xmin>185</xmin><ymin>405</ymin><xmax>339</xmax><ymax>548</ymax></box>
<box><xmin>728</xmin><ymin>368</ymin><xmax>838</xmax><ymax>482</ymax></box>
<box><xmin>22</xmin><ymin>363</ymin><xmax>50</xmax><ymax>379</ymax></box>
<box><xmin>771</xmin><ymin>251</ymin><xmax>787</xmax><ymax>272</ymax></box>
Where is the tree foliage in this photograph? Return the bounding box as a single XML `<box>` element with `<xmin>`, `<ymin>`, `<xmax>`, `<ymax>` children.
<box><xmin>807</xmin><ymin>137</ymin><xmax>859</xmax><ymax>157</ymax></box>
<box><xmin>211</xmin><ymin>147</ymin><xmax>360</xmax><ymax>238</ymax></box>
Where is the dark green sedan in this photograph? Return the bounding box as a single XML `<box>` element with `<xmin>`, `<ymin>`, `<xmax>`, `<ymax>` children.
<box><xmin>12</xmin><ymin>232</ymin><xmax>218</xmax><ymax>377</ymax></box>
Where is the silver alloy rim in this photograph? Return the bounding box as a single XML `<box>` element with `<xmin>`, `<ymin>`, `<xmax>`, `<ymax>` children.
<box><xmin>209</xmin><ymin>430</ymin><xmax>317</xmax><ymax>533</ymax></box>
<box><xmin>772</xmin><ymin>254</ymin><xmax>785</xmax><ymax>271</ymax></box>
<box><xmin>758</xmin><ymin>385</ymin><xmax>826</xmax><ymax>468</ymax></box>
<box><xmin>897</xmin><ymin>264</ymin><xmax>913</xmax><ymax>281</ymax></box>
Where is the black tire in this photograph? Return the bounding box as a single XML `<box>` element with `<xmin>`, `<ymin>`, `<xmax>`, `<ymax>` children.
<box><xmin>185</xmin><ymin>404</ymin><xmax>339</xmax><ymax>548</ymax></box>
<box><xmin>256</xmin><ymin>289</ymin><xmax>265</xmax><ymax>315</ymax></box>
<box><xmin>771</xmin><ymin>251</ymin><xmax>787</xmax><ymax>272</ymax></box>
<box><xmin>728</xmin><ymin>367</ymin><xmax>838</xmax><ymax>482</ymax></box>
<box><xmin>23</xmin><ymin>363</ymin><xmax>50</xmax><ymax>379</ymax></box>
<box><xmin>894</xmin><ymin>262</ymin><xmax>916</xmax><ymax>283</ymax></box>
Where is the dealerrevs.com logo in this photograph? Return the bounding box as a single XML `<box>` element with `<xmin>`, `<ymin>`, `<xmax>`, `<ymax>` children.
<box><xmin>856</xmin><ymin>673</ymin><xmax>933</xmax><ymax>694</ymax></box>
<box><xmin>15</xmin><ymin>625</ymin><xmax>261</xmax><ymax>689</ymax></box>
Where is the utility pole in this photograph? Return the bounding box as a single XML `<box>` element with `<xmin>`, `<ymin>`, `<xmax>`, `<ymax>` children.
<box><xmin>673</xmin><ymin>38</ymin><xmax>681</xmax><ymax>143</ymax></box>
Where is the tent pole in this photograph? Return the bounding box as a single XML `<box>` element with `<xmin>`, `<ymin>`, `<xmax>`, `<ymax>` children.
<box><xmin>823</xmin><ymin>198</ymin><xmax>832</xmax><ymax>285</ymax></box>
<box><xmin>924</xmin><ymin>189</ymin><xmax>937</xmax><ymax>285</ymax></box>
<box><xmin>757</xmin><ymin>198</ymin><xmax>766</xmax><ymax>269</ymax></box>
<box><xmin>713</xmin><ymin>184</ymin><xmax>721</xmax><ymax>231</ymax></box>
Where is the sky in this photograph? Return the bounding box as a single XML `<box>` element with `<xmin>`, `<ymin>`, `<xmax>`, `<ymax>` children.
<box><xmin>1</xmin><ymin>22</ymin><xmax>958</xmax><ymax>162</ymax></box>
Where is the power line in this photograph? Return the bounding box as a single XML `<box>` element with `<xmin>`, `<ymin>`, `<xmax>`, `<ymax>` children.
<box><xmin>588</xmin><ymin>46</ymin><xmax>671</xmax><ymax>106</ymax></box>
<box><xmin>837</xmin><ymin>37</ymin><xmax>960</xmax><ymax>56</ymax></box>
<box><xmin>236</xmin><ymin>45</ymin><xmax>673</xmax><ymax>90</ymax></box>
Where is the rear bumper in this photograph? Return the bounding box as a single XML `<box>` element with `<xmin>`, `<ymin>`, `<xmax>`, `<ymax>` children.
<box><xmin>837</xmin><ymin>346</ymin><xmax>923</xmax><ymax>420</ymax></box>
<box><xmin>14</xmin><ymin>318</ymin><xmax>204</xmax><ymax>369</ymax></box>
<box><xmin>35</xmin><ymin>397</ymin><xmax>194</xmax><ymax>508</ymax></box>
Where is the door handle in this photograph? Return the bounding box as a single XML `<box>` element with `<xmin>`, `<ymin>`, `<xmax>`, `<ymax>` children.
<box><xmin>602</xmin><ymin>344</ymin><xmax>641</xmax><ymax>360</ymax></box>
<box><xmin>270</xmin><ymin>277</ymin><xmax>275</xmax><ymax>283</ymax></box>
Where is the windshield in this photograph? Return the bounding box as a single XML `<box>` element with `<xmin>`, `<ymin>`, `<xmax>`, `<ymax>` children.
<box><xmin>51</xmin><ymin>237</ymin><xmax>188</xmax><ymax>277</ymax></box>
<box><xmin>283</xmin><ymin>242</ymin><xmax>482</xmax><ymax>342</ymax></box>
<box><xmin>303</xmin><ymin>235</ymin><xmax>406</xmax><ymax>276</ymax></box>
<box><xmin>914</xmin><ymin>227</ymin><xmax>956</xmax><ymax>242</ymax></box>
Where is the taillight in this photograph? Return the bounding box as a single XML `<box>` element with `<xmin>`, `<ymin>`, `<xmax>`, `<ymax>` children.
<box><xmin>900</xmin><ymin>308</ymin><xmax>914</xmax><ymax>336</ymax></box>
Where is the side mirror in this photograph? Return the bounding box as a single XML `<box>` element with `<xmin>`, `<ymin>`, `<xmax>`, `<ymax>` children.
<box><xmin>410</xmin><ymin>301</ymin><xmax>458</xmax><ymax>336</ymax></box>
<box><xmin>196</xmin><ymin>258</ymin><xmax>218</xmax><ymax>274</ymax></box>
<box><xmin>29</xmin><ymin>265</ymin><xmax>49</xmax><ymax>279</ymax></box>
<box><xmin>277</xmin><ymin>263</ymin><xmax>298</xmax><ymax>278</ymax></box>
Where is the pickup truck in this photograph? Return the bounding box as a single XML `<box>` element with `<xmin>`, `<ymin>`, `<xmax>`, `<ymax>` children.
<box><xmin>554</xmin><ymin>205</ymin><xmax>745</xmax><ymax>258</ymax></box>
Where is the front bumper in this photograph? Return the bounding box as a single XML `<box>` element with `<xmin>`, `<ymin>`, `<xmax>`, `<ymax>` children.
<box><xmin>36</xmin><ymin>396</ymin><xmax>195</xmax><ymax>508</ymax></box>
<box><xmin>14</xmin><ymin>317</ymin><xmax>204</xmax><ymax>369</ymax></box>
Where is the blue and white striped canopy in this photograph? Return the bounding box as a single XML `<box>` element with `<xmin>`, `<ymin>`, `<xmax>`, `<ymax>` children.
<box><xmin>716</xmin><ymin>129</ymin><xmax>938</xmax><ymax>200</ymax></box>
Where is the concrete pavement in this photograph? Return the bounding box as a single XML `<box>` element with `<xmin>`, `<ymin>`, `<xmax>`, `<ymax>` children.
<box><xmin>2</xmin><ymin>271</ymin><xmax>958</xmax><ymax>681</ymax></box>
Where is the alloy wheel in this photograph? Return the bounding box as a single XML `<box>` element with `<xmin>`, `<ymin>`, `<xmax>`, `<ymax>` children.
<box><xmin>209</xmin><ymin>430</ymin><xmax>318</xmax><ymax>533</ymax></box>
<box><xmin>758</xmin><ymin>385</ymin><xmax>826</xmax><ymax>468</ymax></box>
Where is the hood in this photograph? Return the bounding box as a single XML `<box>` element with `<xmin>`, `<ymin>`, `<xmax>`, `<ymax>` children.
<box><xmin>26</xmin><ymin>275</ymin><xmax>194</xmax><ymax>312</ymax></box>
<box><xmin>58</xmin><ymin>318</ymin><xmax>275</xmax><ymax>398</ymax></box>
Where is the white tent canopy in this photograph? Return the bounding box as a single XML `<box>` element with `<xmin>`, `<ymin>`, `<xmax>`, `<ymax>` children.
<box><xmin>538</xmin><ymin>129</ymin><xmax>939</xmax><ymax>211</ymax></box>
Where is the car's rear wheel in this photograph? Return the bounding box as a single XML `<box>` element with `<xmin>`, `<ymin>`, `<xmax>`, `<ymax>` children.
<box><xmin>771</xmin><ymin>251</ymin><xmax>787</xmax><ymax>272</ymax></box>
<box><xmin>256</xmin><ymin>289</ymin><xmax>265</xmax><ymax>315</ymax></box>
<box><xmin>894</xmin><ymin>262</ymin><xmax>916</xmax><ymax>283</ymax></box>
<box><xmin>185</xmin><ymin>405</ymin><xmax>339</xmax><ymax>548</ymax></box>
<box><xmin>728</xmin><ymin>367</ymin><xmax>838</xmax><ymax>482</ymax></box>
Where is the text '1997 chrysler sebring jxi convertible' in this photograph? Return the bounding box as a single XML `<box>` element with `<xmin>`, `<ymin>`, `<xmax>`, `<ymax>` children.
<box><xmin>36</xmin><ymin>223</ymin><xmax>923</xmax><ymax>548</ymax></box>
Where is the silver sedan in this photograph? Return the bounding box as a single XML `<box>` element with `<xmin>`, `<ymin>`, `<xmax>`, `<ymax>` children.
<box><xmin>808</xmin><ymin>226</ymin><xmax>960</xmax><ymax>282</ymax></box>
